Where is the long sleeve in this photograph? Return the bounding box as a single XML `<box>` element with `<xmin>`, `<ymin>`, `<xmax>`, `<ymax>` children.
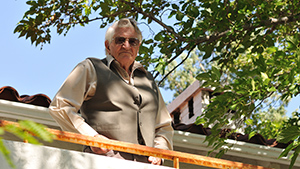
<box><xmin>154</xmin><ymin>89</ymin><xmax>174</xmax><ymax>150</ymax></box>
<box><xmin>49</xmin><ymin>59</ymin><xmax>98</xmax><ymax>136</ymax></box>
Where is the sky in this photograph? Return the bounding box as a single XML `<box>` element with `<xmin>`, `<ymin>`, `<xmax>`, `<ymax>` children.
<box><xmin>1</xmin><ymin>1</ymin><xmax>299</xmax><ymax>117</ymax></box>
<box><xmin>0</xmin><ymin>1</ymin><xmax>174</xmax><ymax>102</ymax></box>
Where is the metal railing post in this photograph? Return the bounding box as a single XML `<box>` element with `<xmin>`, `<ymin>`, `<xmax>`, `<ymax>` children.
<box><xmin>173</xmin><ymin>157</ymin><xmax>180</xmax><ymax>169</ymax></box>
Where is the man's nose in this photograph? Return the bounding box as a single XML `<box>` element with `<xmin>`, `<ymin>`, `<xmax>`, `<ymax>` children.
<box><xmin>122</xmin><ymin>40</ymin><xmax>131</xmax><ymax>49</ymax></box>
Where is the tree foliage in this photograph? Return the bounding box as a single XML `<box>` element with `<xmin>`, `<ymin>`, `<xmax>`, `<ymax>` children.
<box><xmin>244</xmin><ymin>95</ymin><xmax>289</xmax><ymax>140</ymax></box>
<box><xmin>15</xmin><ymin>0</ymin><xmax>300</xmax><ymax>168</ymax></box>
<box><xmin>159</xmin><ymin>49</ymin><xmax>207</xmax><ymax>98</ymax></box>
<box><xmin>0</xmin><ymin>120</ymin><xmax>55</xmax><ymax>168</ymax></box>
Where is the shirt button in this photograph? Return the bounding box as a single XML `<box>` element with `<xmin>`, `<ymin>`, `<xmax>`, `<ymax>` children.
<box><xmin>139</xmin><ymin>122</ymin><xmax>142</xmax><ymax>126</ymax></box>
<box><xmin>134</xmin><ymin>96</ymin><xmax>140</xmax><ymax>105</ymax></box>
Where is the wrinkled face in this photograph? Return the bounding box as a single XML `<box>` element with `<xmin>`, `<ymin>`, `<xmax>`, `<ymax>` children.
<box><xmin>105</xmin><ymin>26</ymin><xmax>140</xmax><ymax>69</ymax></box>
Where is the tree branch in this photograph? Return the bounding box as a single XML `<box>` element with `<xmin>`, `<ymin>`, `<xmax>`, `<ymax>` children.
<box><xmin>158</xmin><ymin>45</ymin><xmax>197</xmax><ymax>86</ymax></box>
<box><xmin>59</xmin><ymin>10</ymin><xmax>128</xmax><ymax>26</ymax></box>
<box><xmin>153</xmin><ymin>43</ymin><xmax>191</xmax><ymax>79</ymax></box>
<box><xmin>121</xmin><ymin>0</ymin><xmax>187</xmax><ymax>42</ymax></box>
<box><xmin>193</xmin><ymin>13</ymin><xmax>300</xmax><ymax>44</ymax></box>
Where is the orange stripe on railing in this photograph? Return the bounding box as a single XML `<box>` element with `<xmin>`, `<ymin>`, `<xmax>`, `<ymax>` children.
<box><xmin>0</xmin><ymin>120</ymin><xmax>273</xmax><ymax>169</ymax></box>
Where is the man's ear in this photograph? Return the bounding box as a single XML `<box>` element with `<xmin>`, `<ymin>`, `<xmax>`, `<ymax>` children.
<box><xmin>105</xmin><ymin>40</ymin><xmax>110</xmax><ymax>51</ymax></box>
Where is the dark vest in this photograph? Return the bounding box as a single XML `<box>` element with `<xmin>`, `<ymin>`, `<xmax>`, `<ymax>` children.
<box><xmin>80</xmin><ymin>57</ymin><xmax>159</xmax><ymax>147</ymax></box>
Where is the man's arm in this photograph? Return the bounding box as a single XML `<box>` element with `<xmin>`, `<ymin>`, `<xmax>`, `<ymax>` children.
<box><xmin>153</xmin><ymin>89</ymin><xmax>174</xmax><ymax>150</ymax></box>
<box><xmin>49</xmin><ymin>59</ymin><xmax>98</xmax><ymax>137</ymax></box>
<box><xmin>148</xmin><ymin>89</ymin><xmax>173</xmax><ymax>165</ymax></box>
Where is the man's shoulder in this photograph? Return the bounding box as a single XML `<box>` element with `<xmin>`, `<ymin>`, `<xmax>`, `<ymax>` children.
<box><xmin>87</xmin><ymin>57</ymin><xmax>101</xmax><ymax>62</ymax></box>
<box><xmin>87</xmin><ymin>57</ymin><xmax>107</xmax><ymax>65</ymax></box>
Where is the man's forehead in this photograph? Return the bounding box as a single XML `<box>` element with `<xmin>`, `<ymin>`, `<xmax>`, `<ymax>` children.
<box><xmin>114</xmin><ymin>26</ymin><xmax>137</xmax><ymax>37</ymax></box>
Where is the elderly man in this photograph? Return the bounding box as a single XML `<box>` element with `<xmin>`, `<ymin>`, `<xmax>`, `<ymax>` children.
<box><xmin>49</xmin><ymin>18</ymin><xmax>173</xmax><ymax>165</ymax></box>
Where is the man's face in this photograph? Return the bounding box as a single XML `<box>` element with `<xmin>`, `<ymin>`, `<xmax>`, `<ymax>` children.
<box><xmin>105</xmin><ymin>26</ymin><xmax>140</xmax><ymax>69</ymax></box>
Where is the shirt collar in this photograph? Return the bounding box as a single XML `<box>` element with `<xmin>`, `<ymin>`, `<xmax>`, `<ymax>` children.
<box><xmin>106</xmin><ymin>54</ymin><xmax>147</xmax><ymax>74</ymax></box>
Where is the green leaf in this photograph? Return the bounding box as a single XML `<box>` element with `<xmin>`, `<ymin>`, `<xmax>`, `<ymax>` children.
<box><xmin>3</xmin><ymin>120</ymin><xmax>55</xmax><ymax>145</ymax></box>
<box><xmin>267</xmin><ymin>86</ymin><xmax>277</xmax><ymax>92</ymax></box>
<box><xmin>286</xmin><ymin>35</ymin><xmax>299</xmax><ymax>50</ymax></box>
<box><xmin>13</xmin><ymin>25</ymin><xmax>24</xmax><ymax>34</ymax></box>
<box><xmin>0</xmin><ymin>127</ymin><xmax>4</xmax><ymax>135</ymax></box>
<box><xmin>266</xmin><ymin>46</ymin><xmax>277</xmax><ymax>54</ymax></box>
<box><xmin>168</xmin><ymin>10</ymin><xmax>177</xmax><ymax>19</ymax></box>
<box><xmin>203</xmin><ymin>45</ymin><xmax>214</xmax><ymax>59</ymax></box>
<box><xmin>215</xmin><ymin>149</ymin><xmax>227</xmax><ymax>158</ymax></box>
<box><xmin>4</xmin><ymin>124</ymin><xmax>40</xmax><ymax>145</ymax></box>
<box><xmin>154</xmin><ymin>32</ymin><xmax>163</xmax><ymax>41</ymax></box>
<box><xmin>248</xmin><ymin>131</ymin><xmax>257</xmax><ymax>140</ymax></box>
<box><xmin>187</xmin><ymin>5</ymin><xmax>199</xmax><ymax>18</ymax></box>
<box><xmin>18</xmin><ymin>30</ymin><xmax>27</xmax><ymax>38</ymax></box>
<box><xmin>245</xmin><ymin>118</ymin><xmax>253</xmax><ymax>125</ymax></box>
<box><xmin>289</xmin><ymin>144</ymin><xmax>300</xmax><ymax>169</ymax></box>
<box><xmin>26</xmin><ymin>0</ymin><xmax>36</xmax><ymax>6</ymax></box>
<box><xmin>171</xmin><ymin>4</ymin><xmax>179</xmax><ymax>10</ymax></box>
<box><xmin>261</xmin><ymin>72</ymin><xmax>268</xmax><ymax>81</ymax></box>
<box><xmin>279</xmin><ymin>141</ymin><xmax>297</xmax><ymax>158</ymax></box>
<box><xmin>176</xmin><ymin>12</ymin><xmax>184</xmax><ymax>21</ymax></box>
<box><xmin>230</xmin><ymin>104</ymin><xmax>238</xmax><ymax>110</ymax></box>
<box><xmin>36</xmin><ymin>14</ymin><xmax>44</xmax><ymax>24</ymax></box>
<box><xmin>251</xmin><ymin>79</ymin><xmax>255</xmax><ymax>91</ymax></box>
<box><xmin>196</xmin><ymin>72</ymin><xmax>210</xmax><ymax>81</ymax></box>
<box><xmin>18</xmin><ymin>120</ymin><xmax>55</xmax><ymax>143</ymax></box>
<box><xmin>277</xmin><ymin>126</ymin><xmax>300</xmax><ymax>143</ymax></box>
<box><xmin>0</xmin><ymin>137</ymin><xmax>15</xmax><ymax>168</ymax></box>
<box><xmin>195</xmin><ymin>117</ymin><xmax>206</xmax><ymax>125</ymax></box>
<box><xmin>211</xmin><ymin>66</ymin><xmax>221</xmax><ymax>81</ymax></box>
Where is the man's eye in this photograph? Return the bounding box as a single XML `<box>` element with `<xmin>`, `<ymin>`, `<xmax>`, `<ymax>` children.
<box><xmin>116</xmin><ymin>37</ymin><xmax>125</xmax><ymax>44</ymax></box>
<box><xmin>129</xmin><ymin>38</ymin><xmax>139</xmax><ymax>46</ymax></box>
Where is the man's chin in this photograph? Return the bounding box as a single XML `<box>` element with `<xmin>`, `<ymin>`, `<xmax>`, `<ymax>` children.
<box><xmin>120</xmin><ymin>55</ymin><xmax>135</xmax><ymax>60</ymax></box>
<box><xmin>119</xmin><ymin>52</ymin><xmax>133</xmax><ymax>57</ymax></box>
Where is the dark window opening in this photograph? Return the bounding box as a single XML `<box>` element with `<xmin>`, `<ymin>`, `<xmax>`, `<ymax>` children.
<box><xmin>188</xmin><ymin>97</ymin><xmax>194</xmax><ymax>118</ymax></box>
<box><xmin>173</xmin><ymin>110</ymin><xmax>181</xmax><ymax>124</ymax></box>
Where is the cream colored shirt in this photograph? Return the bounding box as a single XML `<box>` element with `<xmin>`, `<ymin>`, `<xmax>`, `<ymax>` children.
<box><xmin>49</xmin><ymin>55</ymin><xmax>173</xmax><ymax>150</ymax></box>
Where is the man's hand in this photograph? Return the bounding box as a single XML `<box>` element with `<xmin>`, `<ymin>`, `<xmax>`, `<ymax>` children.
<box><xmin>90</xmin><ymin>134</ymin><xmax>111</xmax><ymax>154</ymax></box>
<box><xmin>148</xmin><ymin>156</ymin><xmax>162</xmax><ymax>165</ymax></box>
